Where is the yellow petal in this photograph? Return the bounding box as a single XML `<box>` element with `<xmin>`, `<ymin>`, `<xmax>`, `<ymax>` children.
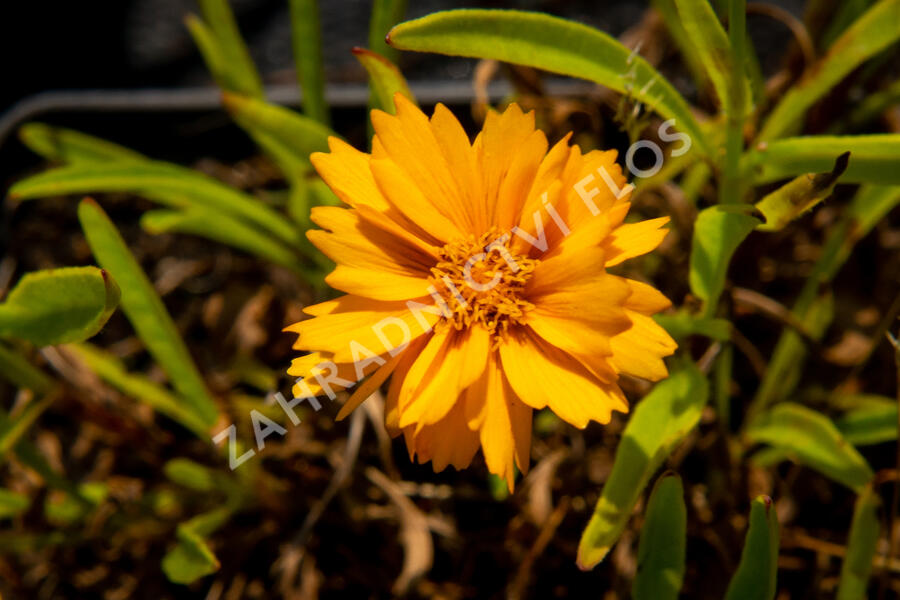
<box><xmin>429</xmin><ymin>103</ymin><xmax>483</xmax><ymax>234</ymax></box>
<box><xmin>604</xmin><ymin>217</ymin><xmax>670</xmax><ymax>267</ymax></box>
<box><xmin>608</xmin><ymin>310</ymin><xmax>678</xmax><ymax>381</ymax></box>
<box><xmin>370</xmin><ymin>157</ymin><xmax>463</xmax><ymax>244</ymax></box>
<box><xmin>310</xmin><ymin>137</ymin><xmax>389</xmax><ymax>211</ymax></box>
<box><xmin>499</xmin><ymin>328</ymin><xmax>628</xmax><ymax>429</ymax></box>
<box><xmin>477</xmin><ymin>352</ymin><xmax>523</xmax><ymax>491</ymax></box>
<box><xmin>336</xmin><ymin>351</ymin><xmax>403</xmax><ymax>420</ymax></box>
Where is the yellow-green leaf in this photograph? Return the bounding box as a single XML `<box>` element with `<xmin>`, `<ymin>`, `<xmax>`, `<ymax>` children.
<box><xmin>632</xmin><ymin>473</ymin><xmax>687</xmax><ymax>600</ymax></box>
<box><xmin>837</xmin><ymin>485</ymin><xmax>881</xmax><ymax>600</ymax></box>
<box><xmin>725</xmin><ymin>496</ymin><xmax>780</xmax><ymax>600</ymax></box>
<box><xmin>577</xmin><ymin>364</ymin><xmax>709</xmax><ymax>569</ymax></box>
<box><xmin>754</xmin><ymin>152</ymin><xmax>849</xmax><ymax>231</ymax></box>
<box><xmin>745</xmin><ymin>403</ymin><xmax>874</xmax><ymax>492</ymax></box>
<box><xmin>0</xmin><ymin>266</ymin><xmax>119</xmax><ymax>347</ymax></box>
<box><xmin>77</xmin><ymin>199</ymin><xmax>219</xmax><ymax>427</ymax></box>
<box><xmin>353</xmin><ymin>47</ymin><xmax>416</xmax><ymax>114</ymax></box>
<box><xmin>387</xmin><ymin>9</ymin><xmax>712</xmax><ymax>157</ymax></box>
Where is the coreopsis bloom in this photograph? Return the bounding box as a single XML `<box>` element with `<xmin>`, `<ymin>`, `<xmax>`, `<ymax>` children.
<box><xmin>286</xmin><ymin>94</ymin><xmax>676</xmax><ymax>490</ymax></box>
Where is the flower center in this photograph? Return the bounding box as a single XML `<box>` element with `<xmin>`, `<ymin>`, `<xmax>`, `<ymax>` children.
<box><xmin>428</xmin><ymin>228</ymin><xmax>538</xmax><ymax>338</ymax></box>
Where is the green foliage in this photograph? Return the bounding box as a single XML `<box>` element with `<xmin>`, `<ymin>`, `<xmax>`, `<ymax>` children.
<box><xmin>369</xmin><ymin>0</ymin><xmax>408</xmax><ymax>63</ymax></box>
<box><xmin>745</xmin><ymin>403</ymin><xmax>874</xmax><ymax>492</ymax></box>
<box><xmin>77</xmin><ymin>199</ymin><xmax>219</xmax><ymax>428</ymax></box>
<box><xmin>0</xmin><ymin>266</ymin><xmax>119</xmax><ymax>347</ymax></box>
<box><xmin>0</xmin><ymin>489</ymin><xmax>30</xmax><ymax>520</ymax></box>
<box><xmin>65</xmin><ymin>343</ymin><xmax>210</xmax><ymax>439</ymax></box>
<box><xmin>748</xmin><ymin>135</ymin><xmax>900</xmax><ymax>185</ymax></box>
<box><xmin>289</xmin><ymin>0</ymin><xmax>329</xmax><ymax>125</ymax></box>
<box><xmin>725</xmin><ymin>496</ymin><xmax>780</xmax><ymax>600</ymax></box>
<box><xmin>757</xmin><ymin>0</ymin><xmax>900</xmax><ymax>141</ymax></box>
<box><xmin>837</xmin><ymin>486</ymin><xmax>880</xmax><ymax>600</ymax></box>
<box><xmin>689</xmin><ymin>206</ymin><xmax>761</xmax><ymax>316</ymax></box>
<box><xmin>577</xmin><ymin>364</ymin><xmax>708</xmax><ymax>569</ymax></box>
<box><xmin>0</xmin><ymin>396</ymin><xmax>55</xmax><ymax>462</ymax></box>
<box><xmin>836</xmin><ymin>395</ymin><xmax>897</xmax><ymax>446</ymax></box>
<box><xmin>353</xmin><ymin>48</ymin><xmax>416</xmax><ymax>114</ymax></box>
<box><xmin>386</xmin><ymin>9</ymin><xmax>712</xmax><ymax>157</ymax></box>
<box><xmin>632</xmin><ymin>473</ymin><xmax>687</xmax><ymax>600</ymax></box>
<box><xmin>18</xmin><ymin>122</ymin><xmax>145</xmax><ymax>163</ymax></box>
<box><xmin>192</xmin><ymin>0</ymin><xmax>264</xmax><ymax>98</ymax></box>
<box><xmin>754</xmin><ymin>152</ymin><xmax>849</xmax><ymax>231</ymax></box>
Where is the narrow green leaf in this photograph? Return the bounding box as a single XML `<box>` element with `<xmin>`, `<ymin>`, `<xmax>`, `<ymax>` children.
<box><xmin>0</xmin><ymin>343</ymin><xmax>53</xmax><ymax>395</ymax></box>
<box><xmin>353</xmin><ymin>47</ymin><xmax>416</xmax><ymax>114</ymax></box>
<box><xmin>77</xmin><ymin>199</ymin><xmax>219</xmax><ymax>427</ymax></box>
<box><xmin>838</xmin><ymin>485</ymin><xmax>881</xmax><ymax>600</ymax></box>
<box><xmin>8</xmin><ymin>162</ymin><xmax>300</xmax><ymax>248</ymax></box>
<box><xmin>689</xmin><ymin>206</ymin><xmax>761</xmax><ymax>316</ymax></box>
<box><xmin>196</xmin><ymin>0</ymin><xmax>263</xmax><ymax>98</ymax></box>
<box><xmin>757</xmin><ymin>0</ymin><xmax>900</xmax><ymax>142</ymax></box>
<box><xmin>750</xmin><ymin>186</ymin><xmax>900</xmax><ymax>412</ymax></box>
<box><xmin>725</xmin><ymin>496</ymin><xmax>780</xmax><ymax>600</ymax></box>
<box><xmin>745</xmin><ymin>403</ymin><xmax>874</xmax><ymax>492</ymax></box>
<box><xmin>387</xmin><ymin>9</ymin><xmax>712</xmax><ymax>157</ymax></box>
<box><xmin>836</xmin><ymin>396</ymin><xmax>897</xmax><ymax>446</ymax></box>
<box><xmin>0</xmin><ymin>489</ymin><xmax>30</xmax><ymax>519</ymax></box>
<box><xmin>0</xmin><ymin>266</ymin><xmax>120</xmax><ymax>347</ymax></box>
<box><xmin>164</xmin><ymin>458</ymin><xmax>217</xmax><ymax>492</ymax></box>
<box><xmin>747</xmin><ymin>135</ymin><xmax>900</xmax><ymax>185</ymax></box>
<box><xmin>140</xmin><ymin>208</ymin><xmax>304</xmax><ymax>274</ymax></box>
<box><xmin>289</xmin><ymin>0</ymin><xmax>329</xmax><ymax>125</ymax></box>
<box><xmin>0</xmin><ymin>395</ymin><xmax>54</xmax><ymax>461</ymax></box>
<box><xmin>673</xmin><ymin>0</ymin><xmax>750</xmax><ymax>117</ymax></box>
<box><xmin>577</xmin><ymin>364</ymin><xmax>709</xmax><ymax>569</ymax></box>
<box><xmin>162</xmin><ymin>526</ymin><xmax>220</xmax><ymax>584</ymax></box>
<box><xmin>651</xmin><ymin>0</ymin><xmax>711</xmax><ymax>92</ymax></box>
<box><xmin>632</xmin><ymin>473</ymin><xmax>687</xmax><ymax>600</ymax></box>
<box><xmin>18</xmin><ymin>122</ymin><xmax>145</xmax><ymax>164</ymax></box>
<box><xmin>369</xmin><ymin>0</ymin><xmax>408</xmax><ymax>63</ymax></box>
<box><xmin>221</xmin><ymin>92</ymin><xmax>335</xmax><ymax>177</ymax></box>
<box><xmin>754</xmin><ymin>152</ymin><xmax>849</xmax><ymax>231</ymax></box>
<box><xmin>654</xmin><ymin>311</ymin><xmax>732</xmax><ymax>342</ymax></box>
<box><xmin>64</xmin><ymin>343</ymin><xmax>210</xmax><ymax>438</ymax></box>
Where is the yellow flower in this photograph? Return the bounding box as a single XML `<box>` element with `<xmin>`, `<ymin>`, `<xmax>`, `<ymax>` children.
<box><xmin>287</xmin><ymin>95</ymin><xmax>677</xmax><ymax>490</ymax></box>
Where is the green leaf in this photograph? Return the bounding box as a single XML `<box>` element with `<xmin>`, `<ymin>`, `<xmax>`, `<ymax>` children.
<box><xmin>353</xmin><ymin>47</ymin><xmax>416</xmax><ymax>114</ymax></box>
<box><xmin>747</xmin><ymin>135</ymin><xmax>900</xmax><ymax>185</ymax></box>
<box><xmin>724</xmin><ymin>496</ymin><xmax>780</xmax><ymax>600</ymax></box>
<box><xmin>750</xmin><ymin>186</ymin><xmax>900</xmax><ymax>413</ymax></box>
<box><xmin>64</xmin><ymin>343</ymin><xmax>210</xmax><ymax>438</ymax></box>
<box><xmin>577</xmin><ymin>364</ymin><xmax>709</xmax><ymax>569</ymax></box>
<box><xmin>77</xmin><ymin>199</ymin><xmax>219</xmax><ymax>427</ymax></box>
<box><xmin>9</xmin><ymin>162</ymin><xmax>300</xmax><ymax>248</ymax></box>
<box><xmin>289</xmin><ymin>0</ymin><xmax>329</xmax><ymax>125</ymax></box>
<box><xmin>0</xmin><ymin>343</ymin><xmax>53</xmax><ymax>395</ymax></box>
<box><xmin>194</xmin><ymin>0</ymin><xmax>263</xmax><ymax>98</ymax></box>
<box><xmin>369</xmin><ymin>0</ymin><xmax>408</xmax><ymax>63</ymax></box>
<box><xmin>632</xmin><ymin>473</ymin><xmax>687</xmax><ymax>600</ymax></box>
<box><xmin>650</xmin><ymin>0</ymin><xmax>711</xmax><ymax>93</ymax></box>
<box><xmin>0</xmin><ymin>395</ymin><xmax>54</xmax><ymax>461</ymax></box>
<box><xmin>162</xmin><ymin>525</ymin><xmax>220</xmax><ymax>584</ymax></box>
<box><xmin>18</xmin><ymin>122</ymin><xmax>145</xmax><ymax>164</ymax></box>
<box><xmin>837</xmin><ymin>485</ymin><xmax>881</xmax><ymax>600</ymax></box>
<box><xmin>754</xmin><ymin>152</ymin><xmax>849</xmax><ymax>231</ymax></box>
<box><xmin>0</xmin><ymin>489</ymin><xmax>30</xmax><ymax>519</ymax></box>
<box><xmin>387</xmin><ymin>9</ymin><xmax>712</xmax><ymax>157</ymax></box>
<box><xmin>164</xmin><ymin>458</ymin><xmax>217</xmax><ymax>492</ymax></box>
<box><xmin>0</xmin><ymin>266</ymin><xmax>119</xmax><ymax>347</ymax></box>
<box><xmin>836</xmin><ymin>396</ymin><xmax>897</xmax><ymax>446</ymax></box>
<box><xmin>140</xmin><ymin>208</ymin><xmax>304</xmax><ymax>274</ymax></box>
<box><xmin>689</xmin><ymin>206</ymin><xmax>761</xmax><ymax>316</ymax></box>
<box><xmin>221</xmin><ymin>92</ymin><xmax>336</xmax><ymax>178</ymax></box>
<box><xmin>745</xmin><ymin>403</ymin><xmax>874</xmax><ymax>492</ymax></box>
<box><xmin>44</xmin><ymin>482</ymin><xmax>108</xmax><ymax>526</ymax></box>
<box><xmin>757</xmin><ymin>0</ymin><xmax>900</xmax><ymax>142</ymax></box>
<box><xmin>673</xmin><ymin>0</ymin><xmax>750</xmax><ymax>117</ymax></box>
<box><xmin>654</xmin><ymin>311</ymin><xmax>731</xmax><ymax>342</ymax></box>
